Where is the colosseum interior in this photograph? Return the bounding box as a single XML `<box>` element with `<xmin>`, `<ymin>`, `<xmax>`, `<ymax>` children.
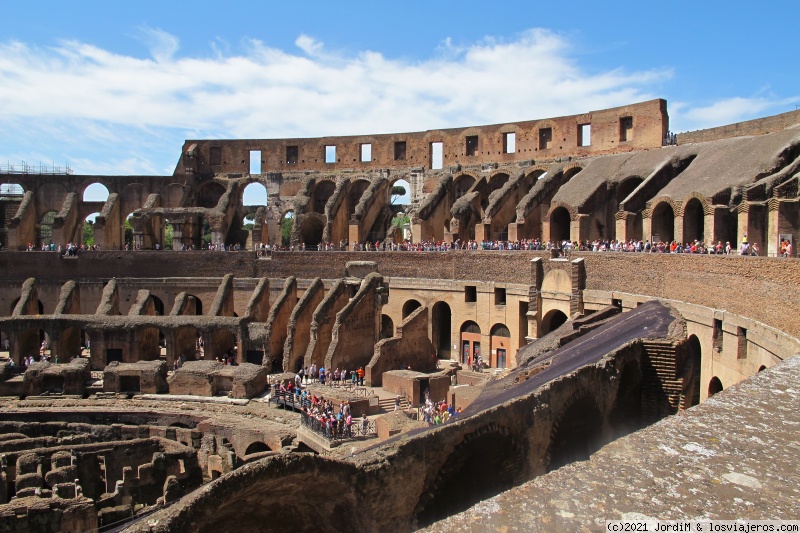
<box><xmin>0</xmin><ymin>99</ymin><xmax>799</xmax><ymax>532</ymax></box>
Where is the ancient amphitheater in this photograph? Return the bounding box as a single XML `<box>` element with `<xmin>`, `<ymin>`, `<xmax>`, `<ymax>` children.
<box><xmin>0</xmin><ymin>99</ymin><xmax>798</xmax><ymax>532</ymax></box>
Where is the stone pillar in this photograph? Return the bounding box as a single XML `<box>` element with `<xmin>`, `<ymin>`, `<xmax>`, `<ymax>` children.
<box><xmin>474</xmin><ymin>222</ymin><xmax>490</xmax><ymax>243</ymax></box>
<box><xmin>570</xmin><ymin>258</ymin><xmax>585</xmax><ymax>316</ymax></box>
<box><xmin>641</xmin><ymin>208</ymin><xmax>652</xmax><ymax>243</ymax></box>
<box><xmin>767</xmin><ymin>198</ymin><xmax>800</xmax><ymax>257</ymax></box>
<box><xmin>507</xmin><ymin>222</ymin><xmax>521</xmax><ymax>241</ymax></box>
<box><xmin>674</xmin><ymin>213</ymin><xmax>685</xmax><ymax>244</ymax></box>
<box><xmin>573</xmin><ymin>214</ymin><xmax>589</xmax><ymax>243</ymax></box>
<box><xmin>528</xmin><ymin>258</ymin><xmax>544</xmax><ymax>339</ymax></box>
<box><xmin>348</xmin><ymin>220</ymin><xmax>361</xmax><ymax>246</ymax></box>
<box><xmin>737</xmin><ymin>202</ymin><xmax>767</xmax><ymax>255</ymax></box>
<box><xmin>615</xmin><ymin>211</ymin><xmax>634</xmax><ymax>242</ymax></box>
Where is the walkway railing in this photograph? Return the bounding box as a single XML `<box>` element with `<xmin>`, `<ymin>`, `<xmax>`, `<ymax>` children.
<box><xmin>299</xmin><ymin>411</ymin><xmax>375</xmax><ymax>441</ymax></box>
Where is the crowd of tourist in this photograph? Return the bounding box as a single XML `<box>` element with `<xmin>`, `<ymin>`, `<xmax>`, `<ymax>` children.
<box><xmin>13</xmin><ymin>234</ymin><xmax>795</xmax><ymax>257</ymax></box>
<box><xmin>420</xmin><ymin>396</ymin><xmax>461</xmax><ymax>426</ymax></box>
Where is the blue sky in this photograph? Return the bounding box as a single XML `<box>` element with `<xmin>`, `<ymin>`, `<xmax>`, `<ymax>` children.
<box><xmin>1</xmin><ymin>0</ymin><xmax>798</xmax><ymax>180</ymax></box>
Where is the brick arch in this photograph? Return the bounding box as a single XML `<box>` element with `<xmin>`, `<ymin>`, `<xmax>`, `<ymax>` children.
<box><xmin>678</xmin><ymin>192</ymin><xmax>712</xmax><ymax>216</ymax></box>
<box><xmin>546</xmin><ymin>389</ymin><xmax>604</xmax><ymax>471</ymax></box>
<box><xmin>545</xmin><ymin>201</ymin><xmax>578</xmax><ymax>221</ymax></box>
<box><xmin>414</xmin><ymin>422</ymin><xmax>525</xmax><ymax>528</ymax></box>
<box><xmin>79</xmin><ymin>178</ymin><xmax>114</xmax><ymax>198</ymax></box>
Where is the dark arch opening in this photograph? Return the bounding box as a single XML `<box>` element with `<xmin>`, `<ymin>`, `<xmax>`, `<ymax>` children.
<box><xmin>487</xmin><ymin>173</ymin><xmax>509</xmax><ymax>195</ymax></box>
<box><xmin>550</xmin><ymin>207</ymin><xmax>571</xmax><ymax>243</ymax></box>
<box><xmin>708</xmin><ymin>376</ymin><xmax>723</xmax><ymax>396</ymax></box>
<box><xmin>380</xmin><ymin>314</ymin><xmax>394</xmax><ymax>339</ymax></box>
<box><xmin>312</xmin><ymin>181</ymin><xmax>336</xmax><ymax>214</ymax></box>
<box><xmin>681</xmin><ymin>335</ymin><xmax>702</xmax><ymax>409</ymax></box>
<box><xmin>608</xmin><ymin>362</ymin><xmax>643</xmax><ymax>438</ymax></box>
<box><xmin>454</xmin><ymin>175</ymin><xmax>475</xmax><ymax>200</ymax></box>
<box><xmin>402</xmin><ymin>299</ymin><xmax>422</xmax><ymax>319</ymax></box>
<box><xmin>348</xmin><ymin>180</ymin><xmax>370</xmax><ymax>213</ymax></box>
<box><xmin>244</xmin><ymin>441</ymin><xmax>270</xmax><ymax>455</ymax></box>
<box><xmin>460</xmin><ymin>321</ymin><xmax>480</xmax><ymax>334</ymax></box>
<box><xmin>540</xmin><ymin>309</ymin><xmax>568</xmax><ymax>335</ymax></box>
<box><xmin>757</xmin><ymin>365</ymin><xmax>767</xmax><ymax>372</ymax></box>
<box><xmin>651</xmin><ymin>202</ymin><xmax>675</xmax><ymax>243</ymax></box>
<box><xmin>151</xmin><ymin>295</ymin><xmax>165</xmax><ymax>316</ymax></box>
<box><xmin>414</xmin><ymin>428</ymin><xmax>523</xmax><ymax>528</ymax></box>
<box><xmin>616</xmin><ymin>177</ymin><xmax>643</xmax><ymax>205</ymax></box>
<box><xmin>548</xmin><ymin>394</ymin><xmax>604</xmax><ymax>471</ymax></box>
<box><xmin>300</xmin><ymin>216</ymin><xmax>324</xmax><ymax>247</ymax></box>
<box><xmin>683</xmin><ymin>198</ymin><xmax>705</xmax><ymax>243</ymax></box>
<box><xmin>198</xmin><ymin>182</ymin><xmax>226</xmax><ymax>209</ymax></box>
<box><xmin>432</xmin><ymin>302</ymin><xmax>452</xmax><ymax>359</ymax></box>
<box><xmin>187</xmin><ymin>295</ymin><xmax>203</xmax><ymax>316</ymax></box>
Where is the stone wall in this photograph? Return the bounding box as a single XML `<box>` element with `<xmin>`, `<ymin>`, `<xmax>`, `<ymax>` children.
<box><xmin>678</xmin><ymin>108</ymin><xmax>800</xmax><ymax>144</ymax></box>
<box><xmin>175</xmin><ymin>100</ymin><xmax>667</xmax><ymax>177</ymax></box>
<box><xmin>367</xmin><ymin>305</ymin><xmax>435</xmax><ymax>386</ymax></box>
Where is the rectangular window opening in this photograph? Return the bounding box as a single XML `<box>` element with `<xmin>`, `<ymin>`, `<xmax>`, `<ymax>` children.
<box><xmin>578</xmin><ymin>124</ymin><xmax>591</xmax><ymax>147</ymax></box>
<box><xmin>736</xmin><ymin>327</ymin><xmax>748</xmax><ymax>359</ymax></box>
<box><xmin>209</xmin><ymin>147</ymin><xmax>222</xmax><ymax>166</ymax></box>
<box><xmin>325</xmin><ymin>145</ymin><xmax>337</xmax><ymax>164</ymax></box>
<box><xmin>465</xmin><ymin>136</ymin><xmax>478</xmax><ymax>157</ymax></box>
<box><xmin>465</xmin><ymin>285</ymin><xmax>477</xmax><ymax>303</ymax></box>
<box><xmin>503</xmin><ymin>132</ymin><xmax>516</xmax><ymax>154</ymax></box>
<box><xmin>620</xmin><ymin>117</ymin><xmax>633</xmax><ymax>142</ymax></box>
<box><xmin>430</xmin><ymin>142</ymin><xmax>443</xmax><ymax>170</ymax></box>
<box><xmin>539</xmin><ymin>128</ymin><xmax>552</xmax><ymax>150</ymax></box>
<box><xmin>394</xmin><ymin>141</ymin><xmax>407</xmax><ymax>161</ymax></box>
<box><xmin>286</xmin><ymin>146</ymin><xmax>298</xmax><ymax>165</ymax></box>
<box><xmin>360</xmin><ymin>143</ymin><xmax>372</xmax><ymax>163</ymax></box>
<box><xmin>494</xmin><ymin>287</ymin><xmax>506</xmax><ymax>306</ymax></box>
<box><xmin>249</xmin><ymin>150</ymin><xmax>262</xmax><ymax>175</ymax></box>
<box><xmin>713</xmin><ymin>319</ymin><xmax>724</xmax><ymax>352</ymax></box>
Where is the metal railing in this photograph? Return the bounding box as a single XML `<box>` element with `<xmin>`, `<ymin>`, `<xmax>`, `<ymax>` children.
<box><xmin>300</xmin><ymin>411</ymin><xmax>375</xmax><ymax>441</ymax></box>
<box><xmin>1</xmin><ymin>161</ymin><xmax>73</xmax><ymax>175</ymax></box>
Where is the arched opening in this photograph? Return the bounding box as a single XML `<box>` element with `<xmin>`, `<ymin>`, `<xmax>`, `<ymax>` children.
<box><xmin>757</xmin><ymin>365</ymin><xmax>767</xmax><ymax>372</ymax></box>
<box><xmin>402</xmin><ymin>299</ymin><xmax>422</xmax><ymax>319</ymax></box>
<box><xmin>242</xmin><ymin>182</ymin><xmax>267</xmax><ymax>207</ymax></box>
<box><xmin>616</xmin><ymin>177</ymin><xmax>643</xmax><ymax>205</ymax></box>
<box><xmin>0</xmin><ymin>183</ymin><xmax>24</xmax><ymax>249</ymax></box>
<box><xmin>681</xmin><ymin>335</ymin><xmax>702</xmax><ymax>409</ymax></box>
<box><xmin>186</xmin><ymin>295</ymin><xmax>203</xmax><ymax>316</ymax></box>
<box><xmin>0</xmin><ymin>329</ymin><xmax>9</xmax><ymax>358</ymax></box>
<box><xmin>280</xmin><ymin>211</ymin><xmax>295</xmax><ymax>247</ymax></box>
<box><xmin>124</xmin><ymin>212</ymin><xmax>136</xmax><ymax>249</ymax></box>
<box><xmin>224</xmin><ymin>215</ymin><xmax>249</xmax><ymax>249</ymax></box>
<box><xmin>651</xmin><ymin>202</ymin><xmax>675</xmax><ymax>244</ymax></box>
<box><xmin>454</xmin><ymin>175</ymin><xmax>475</xmax><ymax>200</ymax></box>
<box><xmin>207</xmin><ymin>329</ymin><xmax>237</xmax><ymax>363</ymax></box>
<box><xmin>174</xmin><ymin>326</ymin><xmax>200</xmax><ymax>364</ymax></box>
<box><xmin>490</xmin><ymin>323</ymin><xmax>511</xmax><ymax>369</ymax></box>
<box><xmin>299</xmin><ymin>215</ymin><xmax>324</xmax><ymax>248</ymax></box>
<box><xmin>608</xmin><ymin>362</ymin><xmax>643</xmax><ymax>438</ymax></box>
<box><xmin>540</xmin><ymin>309</ymin><xmax>568</xmax><ymax>336</ymax></box>
<box><xmin>550</xmin><ymin>207</ymin><xmax>571</xmax><ymax>243</ymax></box>
<box><xmin>391</xmin><ymin>178</ymin><xmax>411</xmax><ymax>206</ymax></box>
<box><xmin>198</xmin><ymin>182</ymin><xmax>226</xmax><ymax>209</ymax></box>
<box><xmin>348</xmin><ymin>180</ymin><xmax>370</xmax><ymax>213</ymax></box>
<box><xmin>431</xmin><ymin>302</ymin><xmax>452</xmax><ymax>359</ymax></box>
<box><xmin>312</xmin><ymin>180</ymin><xmax>336</xmax><ymax>214</ymax></box>
<box><xmin>380</xmin><ymin>314</ymin><xmax>394</xmax><ymax>339</ymax></box>
<box><xmin>487</xmin><ymin>173</ymin><xmax>509</xmax><ymax>195</ymax></box>
<box><xmin>162</xmin><ymin>219</ymin><xmax>174</xmax><ymax>250</ymax></box>
<box><xmin>708</xmin><ymin>376</ymin><xmax>723</xmax><ymax>396</ymax></box>
<box><xmin>460</xmin><ymin>321</ymin><xmax>482</xmax><ymax>366</ymax></box>
<box><xmin>244</xmin><ymin>441</ymin><xmax>270</xmax><ymax>456</ymax></box>
<box><xmin>137</xmin><ymin>325</ymin><xmax>162</xmax><ymax>361</ymax></box>
<box><xmin>38</xmin><ymin>210</ymin><xmax>58</xmax><ymax>247</ymax></box>
<box><xmin>82</xmin><ymin>183</ymin><xmax>109</xmax><ymax>203</ymax></box>
<box><xmin>82</xmin><ymin>213</ymin><xmax>101</xmax><ymax>248</ymax></box>
<box><xmin>414</xmin><ymin>427</ymin><xmax>523</xmax><ymax>528</ymax></box>
<box><xmin>683</xmin><ymin>198</ymin><xmax>705</xmax><ymax>243</ymax></box>
<box><xmin>548</xmin><ymin>393</ymin><xmax>604</xmax><ymax>471</ymax></box>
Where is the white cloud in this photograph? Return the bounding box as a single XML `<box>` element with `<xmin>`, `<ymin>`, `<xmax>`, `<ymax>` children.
<box><xmin>673</xmin><ymin>96</ymin><xmax>800</xmax><ymax>132</ymax></box>
<box><xmin>0</xmin><ymin>28</ymin><xmax>686</xmax><ymax>173</ymax></box>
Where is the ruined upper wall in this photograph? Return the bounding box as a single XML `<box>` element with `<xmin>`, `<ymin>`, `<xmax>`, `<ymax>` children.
<box><xmin>174</xmin><ymin>100</ymin><xmax>668</xmax><ymax>176</ymax></box>
<box><xmin>677</xmin><ymin>108</ymin><xmax>800</xmax><ymax>145</ymax></box>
